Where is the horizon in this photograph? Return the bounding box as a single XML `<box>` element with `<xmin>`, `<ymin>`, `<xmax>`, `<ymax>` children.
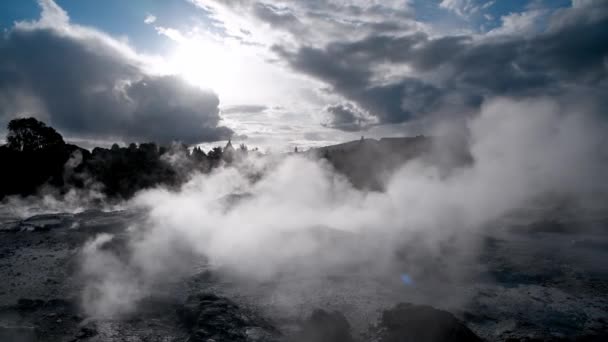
<box><xmin>0</xmin><ymin>116</ymin><xmax>430</xmax><ymax>154</ymax></box>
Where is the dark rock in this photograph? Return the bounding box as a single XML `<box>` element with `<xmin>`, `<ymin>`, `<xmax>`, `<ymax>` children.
<box><xmin>0</xmin><ymin>222</ymin><xmax>20</xmax><ymax>233</ymax></box>
<box><xmin>179</xmin><ymin>293</ymin><xmax>279</xmax><ymax>342</ymax></box>
<box><xmin>16</xmin><ymin>298</ymin><xmax>45</xmax><ymax>312</ymax></box>
<box><xmin>290</xmin><ymin>309</ymin><xmax>356</xmax><ymax>342</ymax></box>
<box><xmin>19</xmin><ymin>214</ymin><xmax>73</xmax><ymax>232</ymax></box>
<box><xmin>45</xmin><ymin>298</ymin><xmax>73</xmax><ymax>310</ymax></box>
<box><xmin>373</xmin><ymin>303</ymin><xmax>482</xmax><ymax>342</ymax></box>
<box><xmin>505</xmin><ymin>333</ymin><xmax>608</xmax><ymax>342</ymax></box>
<box><xmin>575</xmin><ymin>333</ymin><xmax>608</xmax><ymax>341</ymax></box>
<box><xmin>0</xmin><ymin>325</ymin><xmax>37</xmax><ymax>342</ymax></box>
<box><xmin>177</xmin><ymin>299</ymin><xmax>202</xmax><ymax>329</ymax></box>
<box><xmin>75</xmin><ymin>323</ymin><xmax>98</xmax><ymax>339</ymax></box>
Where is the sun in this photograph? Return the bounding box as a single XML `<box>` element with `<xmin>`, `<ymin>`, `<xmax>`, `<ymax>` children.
<box><xmin>167</xmin><ymin>37</ymin><xmax>238</xmax><ymax>94</ymax></box>
<box><xmin>162</xmin><ymin>33</ymin><xmax>288</xmax><ymax>106</ymax></box>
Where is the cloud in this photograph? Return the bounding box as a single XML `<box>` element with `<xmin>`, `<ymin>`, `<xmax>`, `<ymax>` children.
<box><xmin>222</xmin><ymin>104</ymin><xmax>268</xmax><ymax>115</ymax></box>
<box><xmin>271</xmin><ymin>2</ymin><xmax>608</xmax><ymax>126</ymax></box>
<box><xmin>15</xmin><ymin>0</ymin><xmax>70</xmax><ymax>30</ymax></box>
<box><xmin>192</xmin><ymin>1</ymin><xmax>607</xmax><ymax>131</ymax></box>
<box><xmin>439</xmin><ymin>0</ymin><xmax>496</xmax><ymax>18</ymax></box>
<box><xmin>274</xmin><ymin>39</ymin><xmax>450</xmax><ymax>125</ymax></box>
<box><xmin>0</xmin><ymin>0</ymin><xmax>232</xmax><ymax>144</ymax></box>
<box><xmin>439</xmin><ymin>0</ymin><xmax>480</xmax><ymax>17</ymax></box>
<box><xmin>144</xmin><ymin>14</ymin><xmax>157</xmax><ymax>25</ymax></box>
<box><xmin>196</xmin><ymin>0</ymin><xmax>417</xmax><ymax>47</ymax></box>
<box><xmin>487</xmin><ymin>9</ymin><xmax>546</xmax><ymax>36</ymax></box>
<box><xmin>571</xmin><ymin>0</ymin><xmax>605</xmax><ymax>8</ymax></box>
<box><xmin>252</xmin><ymin>3</ymin><xmax>302</xmax><ymax>32</ymax></box>
<box><xmin>322</xmin><ymin>103</ymin><xmax>375</xmax><ymax>131</ymax></box>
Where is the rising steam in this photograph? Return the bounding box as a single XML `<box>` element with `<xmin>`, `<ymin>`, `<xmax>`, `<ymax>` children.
<box><xmin>80</xmin><ymin>97</ymin><xmax>607</xmax><ymax>317</ymax></box>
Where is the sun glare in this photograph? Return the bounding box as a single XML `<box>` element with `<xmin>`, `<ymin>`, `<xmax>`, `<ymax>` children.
<box><xmin>168</xmin><ymin>38</ymin><xmax>238</xmax><ymax>95</ymax></box>
<box><xmin>165</xmin><ymin>36</ymin><xmax>288</xmax><ymax>106</ymax></box>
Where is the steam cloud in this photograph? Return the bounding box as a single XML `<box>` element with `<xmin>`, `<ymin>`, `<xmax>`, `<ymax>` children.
<box><xmin>80</xmin><ymin>97</ymin><xmax>607</xmax><ymax>318</ymax></box>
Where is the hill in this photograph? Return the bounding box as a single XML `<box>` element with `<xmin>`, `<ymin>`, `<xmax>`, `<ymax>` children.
<box><xmin>309</xmin><ymin>136</ymin><xmax>433</xmax><ymax>190</ymax></box>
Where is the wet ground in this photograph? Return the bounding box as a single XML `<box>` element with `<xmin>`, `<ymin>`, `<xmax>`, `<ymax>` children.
<box><xmin>0</xmin><ymin>208</ymin><xmax>607</xmax><ymax>341</ymax></box>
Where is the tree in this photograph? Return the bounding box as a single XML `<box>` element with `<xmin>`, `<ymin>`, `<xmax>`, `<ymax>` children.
<box><xmin>207</xmin><ymin>146</ymin><xmax>223</xmax><ymax>160</ymax></box>
<box><xmin>192</xmin><ymin>146</ymin><xmax>206</xmax><ymax>160</ymax></box>
<box><xmin>139</xmin><ymin>142</ymin><xmax>158</xmax><ymax>156</ymax></box>
<box><xmin>6</xmin><ymin>118</ymin><xmax>64</xmax><ymax>152</ymax></box>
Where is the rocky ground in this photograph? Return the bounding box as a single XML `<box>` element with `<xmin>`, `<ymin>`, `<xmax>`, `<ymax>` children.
<box><xmin>0</xmin><ymin>209</ymin><xmax>607</xmax><ymax>341</ymax></box>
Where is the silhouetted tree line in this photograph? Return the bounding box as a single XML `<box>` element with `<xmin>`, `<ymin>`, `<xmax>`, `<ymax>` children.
<box><xmin>0</xmin><ymin>118</ymin><xmax>463</xmax><ymax>200</ymax></box>
<box><xmin>0</xmin><ymin>118</ymin><xmax>240</xmax><ymax>200</ymax></box>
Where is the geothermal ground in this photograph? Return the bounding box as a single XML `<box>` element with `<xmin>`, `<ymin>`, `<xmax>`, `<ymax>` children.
<box><xmin>0</xmin><ymin>208</ymin><xmax>607</xmax><ymax>341</ymax></box>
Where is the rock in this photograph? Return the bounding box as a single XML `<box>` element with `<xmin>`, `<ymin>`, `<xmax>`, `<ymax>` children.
<box><xmin>373</xmin><ymin>303</ymin><xmax>482</xmax><ymax>342</ymax></box>
<box><xmin>16</xmin><ymin>298</ymin><xmax>45</xmax><ymax>311</ymax></box>
<box><xmin>178</xmin><ymin>293</ymin><xmax>279</xmax><ymax>342</ymax></box>
<box><xmin>504</xmin><ymin>333</ymin><xmax>608</xmax><ymax>341</ymax></box>
<box><xmin>575</xmin><ymin>333</ymin><xmax>608</xmax><ymax>341</ymax></box>
<box><xmin>0</xmin><ymin>248</ymin><xmax>13</xmax><ymax>257</ymax></box>
<box><xmin>0</xmin><ymin>221</ymin><xmax>20</xmax><ymax>233</ymax></box>
<box><xmin>0</xmin><ymin>325</ymin><xmax>37</xmax><ymax>342</ymax></box>
<box><xmin>75</xmin><ymin>323</ymin><xmax>98</xmax><ymax>339</ymax></box>
<box><xmin>21</xmin><ymin>214</ymin><xmax>73</xmax><ymax>232</ymax></box>
<box><xmin>290</xmin><ymin>309</ymin><xmax>356</xmax><ymax>342</ymax></box>
<box><xmin>246</xmin><ymin>327</ymin><xmax>279</xmax><ymax>342</ymax></box>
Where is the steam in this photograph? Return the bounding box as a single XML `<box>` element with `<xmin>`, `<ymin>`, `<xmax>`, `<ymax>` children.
<box><xmin>0</xmin><ymin>149</ymin><xmax>121</xmax><ymax>218</ymax></box>
<box><xmin>0</xmin><ymin>188</ymin><xmax>111</xmax><ymax>218</ymax></box>
<box><xmin>80</xmin><ymin>97</ymin><xmax>607</xmax><ymax>317</ymax></box>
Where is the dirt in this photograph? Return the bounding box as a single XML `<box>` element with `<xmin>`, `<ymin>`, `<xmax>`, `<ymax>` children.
<box><xmin>0</xmin><ymin>209</ymin><xmax>607</xmax><ymax>341</ymax></box>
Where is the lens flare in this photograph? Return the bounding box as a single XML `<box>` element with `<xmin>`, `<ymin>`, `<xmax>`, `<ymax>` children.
<box><xmin>400</xmin><ymin>273</ymin><xmax>414</xmax><ymax>286</ymax></box>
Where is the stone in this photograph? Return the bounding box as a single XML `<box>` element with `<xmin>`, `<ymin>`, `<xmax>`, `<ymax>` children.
<box><xmin>290</xmin><ymin>309</ymin><xmax>355</xmax><ymax>342</ymax></box>
<box><xmin>373</xmin><ymin>303</ymin><xmax>482</xmax><ymax>342</ymax></box>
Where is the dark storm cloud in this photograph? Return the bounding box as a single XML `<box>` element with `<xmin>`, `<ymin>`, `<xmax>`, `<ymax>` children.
<box><xmin>274</xmin><ymin>42</ymin><xmax>445</xmax><ymax>124</ymax></box>
<box><xmin>252</xmin><ymin>3</ymin><xmax>302</xmax><ymax>30</ymax></box>
<box><xmin>125</xmin><ymin>76</ymin><xmax>232</xmax><ymax>143</ymax></box>
<box><xmin>222</xmin><ymin>104</ymin><xmax>268</xmax><ymax>115</ymax></box>
<box><xmin>0</xmin><ymin>25</ymin><xmax>232</xmax><ymax>144</ymax></box>
<box><xmin>273</xmin><ymin>2</ymin><xmax>608</xmax><ymax>129</ymax></box>
<box><xmin>322</xmin><ymin>103</ymin><xmax>367</xmax><ymax>131</ymax></box>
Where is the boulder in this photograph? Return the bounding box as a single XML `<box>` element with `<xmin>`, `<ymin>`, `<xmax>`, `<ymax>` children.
<box><xmin>374</xmin><ymin>303</ymin><xmax>482</xmax><ymax>342</ymax></box>
<box><xmin>290</xmin><ymin>309</ymin><xmax>355</xmax><ymax>342</ymax></box>
<box><xmin>178</xmin><ymin>293</ymin><xmax>279</xmax><ymax>342</ymax></box>
<box><xmin>0</xmin><ymin>325</ymin><xmax>37</xmax><ymax>342</ymax></box>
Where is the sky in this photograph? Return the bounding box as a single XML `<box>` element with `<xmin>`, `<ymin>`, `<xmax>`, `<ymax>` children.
<box><xmin>0</xmin><ymin>0</ymin><xmax>606</xmax><ymax>151</ymax></box>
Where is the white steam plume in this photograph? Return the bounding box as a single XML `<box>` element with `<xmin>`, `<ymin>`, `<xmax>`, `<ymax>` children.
<box><xmin>80</xmin><ymin>97</ymin><xmax>607</xmax><ymax>317</ymax></box>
